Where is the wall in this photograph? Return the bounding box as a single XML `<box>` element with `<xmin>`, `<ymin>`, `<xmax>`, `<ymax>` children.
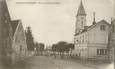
<box><xmin>74</xmin><ymin>32</ymin><xmax>88</xmax><ymax>57</ymax></box>
<box><xmin>12</xmin><ymin>22</ymin><xmax>27</xmax><ymax>63</ymax></box>
<box><xmin>88</xmin><ymin>45</ymin><xmax>108</xmax><ymax>59</ymax></box>
<box><xmin>87</xmin><ymin>22</ymin><xmax>109</xmax><ymax>59</ymax></box>
<box><xmin>88</xmin><ymin>23</ymin><xmax>109</xmax><ymax>44</ymax></box>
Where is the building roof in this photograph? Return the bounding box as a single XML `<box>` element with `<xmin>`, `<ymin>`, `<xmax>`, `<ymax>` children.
<box><xmin>75</xmin><ymin>20</ymin><xmax>110</xmax><ymax>36</ymax></box>
<box><xmin>0</xmin><ymin>0</ymin><xmax>11</xmax><ymax>19</ymax></box>
<box><xmin>112</xmin><ymin>19</ymin><xmax>115</xmax><ymax>23</ymax></box>
<box><xmin>11</xmin><ymin>20</ymin><xmax>19</xmax><ymax>36</ymax></box>
<box><xmin>88</xmin><ymin>20</ymin><xmax>110</xmax><ymax>30</ymax></box>
<box><xmin>77</xmin><ymin>0</ymin><xmax>86</xmax><ymax>16</ymax></box>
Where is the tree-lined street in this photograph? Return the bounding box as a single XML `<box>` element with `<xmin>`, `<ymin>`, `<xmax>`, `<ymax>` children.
<box><xmin>0</xmin><ymin>0</ymin><xmax>114</xmax><ymax>69</ymax></box>
<box><xmin>1</xmin><ymin>56</ymin><xmax>113</xmax><ymax>69</ymax></box>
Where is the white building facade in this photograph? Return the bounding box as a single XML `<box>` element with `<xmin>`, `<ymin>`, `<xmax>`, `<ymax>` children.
<box><xmin>73</xmin><ymin>1</ymin><xmax>111</xmax><ymax>60</ymax></box>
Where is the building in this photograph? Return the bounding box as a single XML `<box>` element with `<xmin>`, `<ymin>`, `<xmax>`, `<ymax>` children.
<box><xmin>11</xmin><ymin>20</ymin><xmax>28</xmax><ymax>63</ymax></box>
<box><xmin>0</xmin><ymin>0</ymin><xmax>28</xmax><ymax>64</ymax></box>
<box><xmin>109</xmin><ymin>19</ymin><xmax>115</xmax><ymax>61</ymax></box>
<box><xmin>73</xmin><ymin>1</ymin><xmax>111</xmax><ymax>60</ymax></box>
<box><xmin>0</xmin><ymin>0</ymin><xmax>13</xmax><ymax>64</ymax></box>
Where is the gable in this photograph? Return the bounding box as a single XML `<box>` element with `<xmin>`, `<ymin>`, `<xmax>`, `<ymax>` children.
<box><xmin>11</xmin><ymin>20</ymin><xmax>19</xmax><ymax>36</ymax></box>
<box><xmin>75</xmin><ymin>20</ymin><xmax>110</xmax><ymax>36</ymax></box>
<box><xmin>13</xmin><ymin>21</ymin><xmax>26</xmax><ymax>44</ymax></box>
<box><xmin>88</xmin><ymin>20</ymin><xmax>110</xmax><ymax>31</ymax></box>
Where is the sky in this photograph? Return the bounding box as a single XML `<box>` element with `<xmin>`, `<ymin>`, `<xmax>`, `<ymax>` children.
<box><xmin>7</xmin><ymin>0</ymin><xmax>114</xmax><ymax>45</ymax></box>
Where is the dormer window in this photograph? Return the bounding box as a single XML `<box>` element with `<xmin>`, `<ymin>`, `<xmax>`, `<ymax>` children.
<box><xmin>100</xmin><ymin>25</ymin><xmax>106</xmax><ymax>31</ymax></box>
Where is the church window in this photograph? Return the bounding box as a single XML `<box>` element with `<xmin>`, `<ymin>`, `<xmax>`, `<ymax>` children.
<box><xmin>100</xmin><ymin>25</ymin><xmax>106</xmax><ymax>31</ymax></box>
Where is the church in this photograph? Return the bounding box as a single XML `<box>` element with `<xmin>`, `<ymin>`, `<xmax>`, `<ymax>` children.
<box><xmin>73</xmin><ymin>0</ymin><xmax>112</xmax><ymax>60</ymax></box>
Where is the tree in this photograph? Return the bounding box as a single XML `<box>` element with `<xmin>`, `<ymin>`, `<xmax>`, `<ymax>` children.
<box><xmin>67</xmin><ymin>43</ymin><xmax>74</xmax><ymax>56</ymax></box>
<box><xmin>38</xmin><ymin>43</ymin><xmax>45</xmax><ymax>51</ymax></box>
<box><xmin>52</xmin><ymin>44</ymin><xmax>57</xmax><ymax>52</ymax></box>
<box><xmin>68</xmin><ymin>43</ymin><xmax>74</xmax><ymax>50</ymax></box>
<box><xmin>51</xmin><ymin>41</ymin><xmax>75</xmax><ymax>58</ymax></box>
<box><xmin>25</xmin><ymin>26</ymin><xmax>35</xmax><ymax>51</ymax></box>
<box><xmin>57</xmin><ymin>41</ymin><xmax>68</xmax><ymax>53</ymax></box>
<box><xmin>35</xmin><ymin>42</ymin><xmax>45</xmax><ymax>55</ymax></box>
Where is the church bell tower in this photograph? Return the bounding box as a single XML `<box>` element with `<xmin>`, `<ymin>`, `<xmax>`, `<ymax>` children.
<box><xmin>75</xmin><ymin>0</ymin><xmax>87</xmax><ymax>34</ymax></box>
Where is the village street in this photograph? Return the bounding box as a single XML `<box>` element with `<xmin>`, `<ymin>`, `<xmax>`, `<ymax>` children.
<box><xmin>1</xmin><ymin>56</ymin><xmax>113</xmax><ymax>69</ymax></box>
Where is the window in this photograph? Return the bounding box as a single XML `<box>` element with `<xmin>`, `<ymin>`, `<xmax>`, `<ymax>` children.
<box><xmin>97</xmin><ymin>49</ymin><xmax>107</xmax><ymax>55</ymax></box>
<box><xmin>97</xmin><ymin>49</ymin><xmax>99</xmax><ymax>55</ymax></box>
<box><xmin>112</xmin><ymin>25</ymin><xmax>115</xmax><ymax>32</ymax></box>
<box><xmin>77</xmin><ymin>19</ymin><xmax>80</xmax><ymax>22</ymax></box>
<box><xmin>5</xmin><ymin>13</ymin><xmax>8</xmax><ymax>17</ymax></box>
<box><xmin>100</xmin><ymin>49</ymin><xmax>104</xmax><ymax>55</ymax></box>
<box><xmin>100</xmin><ymin>25</ymin><xmax>106</xmax><ymax>31</ymax></box>
<box><xmin>81</xmin><ymin>21</ymin><xmax>83</xmax><ymax>27</ymax></box>
<box><xmin>76</xmin><ymin>40</ymin><xmax>79</xmax><ymax>42</ymax></box>
<box><xmin>81</xmin><ymin>40</ymin><xmax>82</xmax><ymax>43</ymax></box>
<box><xmin>20</xmin><ymin>45</ymin><xmax>23</xmax><ymax>51</ymax></box>
<box><xmin>81</xmin><ymin>17</ymin><xmax>84</xmax><ymax>19</ymax></box>
<box><xmin>82</xmin><ymin>39</ymin><xmax>84</xmax><ymax>43</ymax></box>
<box><xmin>86</xmin><ymin>40</ymin><xmax>87</xmax><ymax>43</ymax></box>
<box><xmin>104</xmin><ymin>49</ymin><xmax>107</xmax><ymax>55</ymax></box>
<box><xmin>5</xmin><ymin>20</ymin><xmax>7</xmax><ymax>23</ymax></box>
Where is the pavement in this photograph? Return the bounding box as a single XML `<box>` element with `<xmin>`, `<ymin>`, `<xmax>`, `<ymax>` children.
<box><xmin>0</xmin><ymin>56</ymin><xmax>114</xmax><ymax>69</ymax></box>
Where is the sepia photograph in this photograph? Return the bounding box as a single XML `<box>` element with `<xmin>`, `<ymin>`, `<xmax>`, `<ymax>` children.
<box><xmin>0</xmin><ymin>0</ymin><xmax>114</xmax><ymax>69</ymax></box>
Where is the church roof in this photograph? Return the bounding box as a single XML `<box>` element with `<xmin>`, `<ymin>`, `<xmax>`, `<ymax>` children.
<box><xmin>77</xmin><ymin>0</ymin><xmax>86</xmax><ymax>16</ymax></box>
<box><xmin>11</xmin><ymin>20</ymin><xmax>19</xmax><ymax>36</ymax></box>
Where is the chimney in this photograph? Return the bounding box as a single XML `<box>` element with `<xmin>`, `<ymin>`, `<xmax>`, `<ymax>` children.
<box><xmin>92</xmin><ymin>12</ymin><xmax>96</xmax><ymax>25</ymax></box>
